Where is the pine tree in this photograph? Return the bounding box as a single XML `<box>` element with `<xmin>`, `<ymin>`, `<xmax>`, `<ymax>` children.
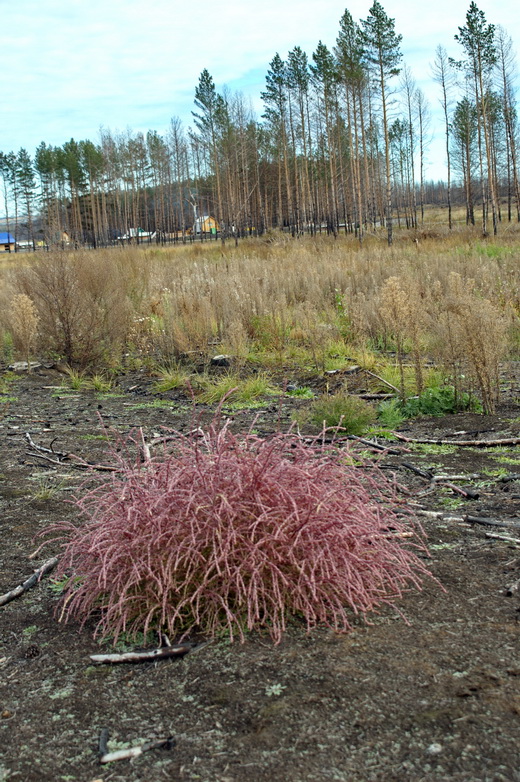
<box><xmin>336</xmin><ymin>9</ymin><xmax>367</xmax><ymax>242</ymax></box>
<box><xmin>455</xmin><ymin>2</ymin><xmax>498</xmax><ymax>234</ymax></box>
<box><xmin>361</xmin><ymin>1</ymin><xmax>403</xmax><ymax>245</ymax></box>
<box><xmin>193</xmin><ymin>69</ymin><xmax>224</xmax><ymax>229</ymax></box>
<box><xmin>261</xmin><ymin>54</ymin><xmax>292</xmax><ymax>226</ymax></box>
<box><xmin>16</xmin><ymin>149</ymin><xmax>36</xmax><ymax>248</ymax></box>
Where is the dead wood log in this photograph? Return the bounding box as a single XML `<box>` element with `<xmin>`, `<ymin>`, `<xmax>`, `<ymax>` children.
<box><xmin>0</xmin><ymin>557</ymin><xmax>58</xmax><ymax>607</ymax></box>
<box><xmin>393</xmin><ymin>433</ymin><xmax>520</xmax><ymax>448</ymax></box>
<box><xmin>90</xmin><ymin>644</ymin><xmax>194</xmax><ymax>664</ymax></box>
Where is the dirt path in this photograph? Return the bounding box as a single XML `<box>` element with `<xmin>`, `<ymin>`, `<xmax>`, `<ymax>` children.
<box><xmin>1</xmin><ymin>367</ymin><xmax>519</xmax><ymax>782</ymax></box>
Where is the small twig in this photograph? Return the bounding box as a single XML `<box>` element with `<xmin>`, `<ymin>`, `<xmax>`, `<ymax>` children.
<box><xmin>0</xmin><ymin>557</ymin><xmax>58</xmax><ymax>607</ymax></box>
<box><xmin>99</xmin><ymin>734</ymin><xmax>175</xmax><ymax>764</ymax></box>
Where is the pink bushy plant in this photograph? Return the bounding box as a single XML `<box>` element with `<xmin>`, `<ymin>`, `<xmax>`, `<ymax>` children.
<box><xmin>45</xmin><ymin>421</ymin><xmax>432</xmax><ymax>645</ymax></box>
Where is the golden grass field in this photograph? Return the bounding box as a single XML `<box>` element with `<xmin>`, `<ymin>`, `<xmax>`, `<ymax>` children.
<box><xmin>1</xmin><ymin>218</ymin><xmax>519</xmax><ymax>413</ymax></box>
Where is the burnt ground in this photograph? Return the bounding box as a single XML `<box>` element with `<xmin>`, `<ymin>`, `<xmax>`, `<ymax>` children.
<box><xmin>1</xmin><ymin>365</ymin><xmax>520</xmax><ymax>782</ymax></box>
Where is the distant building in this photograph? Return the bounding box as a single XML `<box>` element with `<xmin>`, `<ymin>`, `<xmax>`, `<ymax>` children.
<box><xmin>193</xmin><ymin>215</ymin><xmax>219</xmax><ymax>235</ymax></box>
<box><xmin>0</xmin><ymin>232</ymin><xmax>15</xmax><ymax>252</ymax></box>
<box><xmin>120</xmin><ymin>228</ymin><xmax>156</xmax><ymax>242</ymax></box>
<box><xmin>17</xmin><ymin>240</ymin><xmax>46</xmax><ymax>250</ymax></box>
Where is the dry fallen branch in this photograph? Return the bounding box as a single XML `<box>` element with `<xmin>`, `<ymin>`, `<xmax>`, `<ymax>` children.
<box><xmin>25</xmin><ymin>432</ymin><xmax>118</xmax><ymax>472</ymax></box>
<box><xmin>90</xmin><ymin>642</ymin><xmax>202</xmax><ymax>664</ymax></box>
<box><xmin>393</xmin><ymin>433</ymin><xmax>520</xmax><ymax>448</ymax></box>
<box><xmin>356</xmin><ymin>393</ymin><xmax>396</xmax><ymax>400</ymax></box>
<box><xmin>347</xmin><ymin>435</ymin><xmax>406</xmax><ymax>456</ymax></box>
<box><xmin>432</xmin><ymin>474</ymin><xmax>480</xmax><ymax>482</ymax></box>
<box><xmin>484</xmin><ymin>532</ymin><xmax>520</xmax><ymax>547</ymax></box>
<box><xmin>415</xmin><ymin>511</ymin><xmax>520</xmax><ymax>532</ymax></box>
<box><xmin>395</xmin><ymin>463</ymin><xmax>480</xmax><ymax>499</ymax></box>
<box><xmin>149</xmin><ymin>427</ymin><xmax>204</xmax><ymax>447</ymax></box>
<box><xmin>362</xmin><ymin>369</ymin><xmax>401</xmax><ymax>394</ymax></box>
<box><xmin>98</xmin><ymin>730</ymin><xmax>175</xmax><ymax>764</ymax></box>
<box><xmin>400</xmin><ymin>461</ymin><xmax>433</xmax><ymax>479</ymax></box>
<box><xmin>437</xmin><ymin>482</ymin><xmax>480</xmax><ymax>499</ymax></box>
<box><xmin>0</xmin><ymin>557</ymin><xmax>58</xmax><ymax>607</ymax></box>
<box><xmin>25</xmin><ymin>432</ymin><xmax>69</xmax><ymax>458</ymax></box>
<box><xmin>465</xmin><ymin>515</ymin><xmax>520</xmax><ymax>530</ymax></box>
<box><xmin>415</xmin><ymin>509</ymin><xmax>448</xmax><ymax>519</ymax></box>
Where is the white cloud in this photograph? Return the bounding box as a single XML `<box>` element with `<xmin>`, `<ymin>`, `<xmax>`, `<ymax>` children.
<box><xmin>1</xmin><ymin>0</ymin><xmax>519</xmax><ymax>180</ymax></box>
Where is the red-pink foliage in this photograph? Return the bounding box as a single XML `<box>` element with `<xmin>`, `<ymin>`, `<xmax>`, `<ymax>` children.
<box><xmin>48</xmin><ymin>423</ymin><xmax>432</xmax><ymax>644</ymax></box>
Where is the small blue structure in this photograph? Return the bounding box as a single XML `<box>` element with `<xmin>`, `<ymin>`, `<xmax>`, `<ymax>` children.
<box><xmin>0</xmin><ymin>232</ymin><xmax>15</xmax><ymax>251</ymax></box>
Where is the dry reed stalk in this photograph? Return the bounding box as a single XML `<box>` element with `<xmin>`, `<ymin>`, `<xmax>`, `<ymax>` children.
<box><xmin>9</xmin><ymin>293</ymin><xmax>40</xmax><ymax>370</ymax></box>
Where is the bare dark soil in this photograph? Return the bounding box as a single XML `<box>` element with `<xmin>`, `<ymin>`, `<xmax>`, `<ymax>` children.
<box><xmin>1</xmin><ymin>365</ymin><xmax>520</xmax><ymax>782</ymax></box>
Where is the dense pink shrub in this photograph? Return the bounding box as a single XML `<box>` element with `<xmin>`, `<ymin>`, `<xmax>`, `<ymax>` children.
<box><xmin>47</xmin><ymin>422</ymin><xmax>432</xmax><ymax>644</ymax></box>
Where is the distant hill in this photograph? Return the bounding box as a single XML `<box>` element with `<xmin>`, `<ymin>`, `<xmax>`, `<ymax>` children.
<box><xmin>0</xmin><ymin>216</ymin><xmax>34</xmax><ymax>237</ymax></box>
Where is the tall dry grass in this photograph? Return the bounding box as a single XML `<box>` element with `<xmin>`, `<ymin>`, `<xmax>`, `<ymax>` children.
<box><xmin>0</xmin><ymin>228</ymin><xmax>517</xmax><ymax>411</ymax></box>
<box><xmin>9</xmin><ymin>293</ymin><xmax>39</xmax><ymax>369</ymax></box>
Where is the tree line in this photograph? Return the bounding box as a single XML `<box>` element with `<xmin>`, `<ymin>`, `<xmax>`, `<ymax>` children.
<box><xmin>1</xmin><ymin>1</ymin><xmax>518</xmax><ymax>249</ymax></box>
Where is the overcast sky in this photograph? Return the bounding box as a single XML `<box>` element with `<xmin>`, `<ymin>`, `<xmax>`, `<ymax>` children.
<box><xmin>2</xmin><ymin>0</ymin><xmax>519</xmax><ymax>180</ymax></box>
